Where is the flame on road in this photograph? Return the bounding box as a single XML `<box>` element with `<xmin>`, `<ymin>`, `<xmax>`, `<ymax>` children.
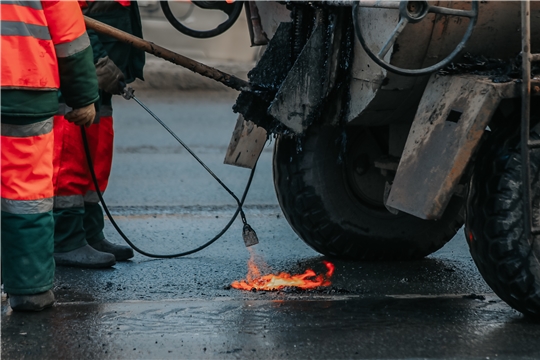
<box><xmin>231</xmin><ymin>250</ymin><xmax>335</xmax><ymax>291</ymax></box>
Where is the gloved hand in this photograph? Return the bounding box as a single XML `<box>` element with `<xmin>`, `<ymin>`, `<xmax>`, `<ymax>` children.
<box><xmin>95</xmin><ymin>56</ymin><xmax>125</xmax><ymax>95</ymax></box>
<box><xmin>65</xmin><ymin>103</ymin><xmax>96</xmax><ymax>127</ymax></box>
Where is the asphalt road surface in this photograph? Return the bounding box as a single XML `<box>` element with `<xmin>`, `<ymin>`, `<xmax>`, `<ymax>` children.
<box><xmin>3</xmin><ymin>90</ymin><xmax>540</xmax><ymax>359</ymax></box>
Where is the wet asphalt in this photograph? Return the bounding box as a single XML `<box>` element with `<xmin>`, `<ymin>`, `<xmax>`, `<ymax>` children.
<box><xmin>3</xmin><ymin>90</ymin><xmax>540</xmax><ymax>359</ymax></box>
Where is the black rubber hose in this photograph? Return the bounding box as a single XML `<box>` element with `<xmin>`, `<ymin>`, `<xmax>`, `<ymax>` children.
<box><xmin>80</xmin><ymin>125</ymin><xmax>257</xmax><ymax>259</ymax></box>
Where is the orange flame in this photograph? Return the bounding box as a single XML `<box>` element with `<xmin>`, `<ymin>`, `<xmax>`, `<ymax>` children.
<box><xmin>231</xmin><ymin>250</ymin><xmax>335</xmax><ymax>291</ymax></box>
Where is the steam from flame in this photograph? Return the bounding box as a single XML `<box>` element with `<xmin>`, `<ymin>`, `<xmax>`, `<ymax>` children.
<box><xmin>231</xmin><ymin>249</ymin><xmax>335</xmax><ymax>291</ymax></box>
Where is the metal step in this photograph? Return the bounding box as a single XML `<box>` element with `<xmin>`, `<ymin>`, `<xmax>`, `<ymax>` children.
<box><xmin>532</xmin><ymin>53</ymin><xmax>540</xmax><ymax>62</ymax></box>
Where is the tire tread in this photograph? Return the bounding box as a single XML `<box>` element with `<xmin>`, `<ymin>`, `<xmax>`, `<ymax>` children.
<box><xmin>274</xmin><ymin>125</ymin><xmax>465</xmax><ymax>261</ymax></box>
<box><xmin>466</xmin><ymin>128</ymin><xmax>540</xmax><ymax>318</ymax></box>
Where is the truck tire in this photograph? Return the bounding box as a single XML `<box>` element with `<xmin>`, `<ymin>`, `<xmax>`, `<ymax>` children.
<box><xmin>466</xmin><ymin>127</ymin><xmax>540</xmax><ymax>318</ymax></box>
<box><xmin>273</xmin><ymin>124</ymin><xmax>465</xmax><ymax>260</ymax></box>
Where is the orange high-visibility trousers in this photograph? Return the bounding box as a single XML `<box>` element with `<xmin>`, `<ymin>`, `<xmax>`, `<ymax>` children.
<box><xmin>52</xmin><ymin>103</ymin><xmax>114</xmax><ymax>251</ymax></box>
<box><xmin>52</xmin><ymin>106</ymin><xmax>114</xmax><ymax>203</ymax></box>
<box><xmin>1</xmin><ymin>117</ymin><xmax>56</xmax><ymax>294</ymax></box>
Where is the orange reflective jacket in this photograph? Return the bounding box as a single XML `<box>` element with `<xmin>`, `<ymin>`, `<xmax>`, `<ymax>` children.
<box><xmin>0</xmin><ymin>1</ymin><xmax>88</xmax><ymax>90</ymax></box>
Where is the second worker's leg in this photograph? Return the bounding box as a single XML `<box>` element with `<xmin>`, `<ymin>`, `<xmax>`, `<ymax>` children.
<box><xmin>84</xmin><ymin>96</ymin><xmax>134</xmax><ymax>261</ymax></box>
<box><xmin>52</xmin><ymin>112</ymin><xmax>115</xmax><ymax>268</ymax></box>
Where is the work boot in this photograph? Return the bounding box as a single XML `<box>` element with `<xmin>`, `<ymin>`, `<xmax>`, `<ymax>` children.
<box><xmin>9</xmin><ymin>290</ymin><xmax>55</xmax><ymax>312</ymax></box>
<box><xmin>54</xmin><ymin>245</ymin><xmax>116</xmax><ymax>268</ymax></box>
<box><xmin>90</xmin><ymin>239</ymin><xmax>134</xmax><ymax>261</ymax></box>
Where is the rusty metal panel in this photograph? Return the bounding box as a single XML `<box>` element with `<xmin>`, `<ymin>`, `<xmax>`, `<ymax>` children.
<box><xmin>387</xmin><ymin>74</ymin><xmax>518</xmax><ymax>220</ymax></box>
<box><xmin>256</xmin><ymin>2</ymin><xmax>291</xmax><ymax>41</ymax></box>
<box><xmin>224</xmin><ymin>115</ymin><xmax>267</xmax><ymax>169</ymax></box>
<box><xmin>267</xmin><ymin>24</ymin><xmax>328</xmax><ymax>133</ymax></box>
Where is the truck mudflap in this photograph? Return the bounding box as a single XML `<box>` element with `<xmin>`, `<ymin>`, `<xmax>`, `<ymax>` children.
<box><xmin>223</xmin><ymin>115</ymin><xmax>267</xmax><ymax>169</ymax></box>
<box><xmin>387</xmin><ymin>74</ymin><xmax>525</xmax><ymax>220</ymax></box>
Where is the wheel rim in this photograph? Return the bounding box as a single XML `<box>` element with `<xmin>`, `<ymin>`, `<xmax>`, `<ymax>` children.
<box><xmin>343</xmin><ymin>128</ymin><xmax>389</xmax><ymax>211</ymax></box>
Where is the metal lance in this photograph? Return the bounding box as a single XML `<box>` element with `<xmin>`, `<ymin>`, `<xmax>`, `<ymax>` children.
<box><xmin>83</xmin><ymin>16</ymin><xmax>252</xmax><ymax>92</ymax></box>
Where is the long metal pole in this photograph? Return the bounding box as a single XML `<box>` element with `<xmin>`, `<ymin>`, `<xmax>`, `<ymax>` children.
<box><xmin>84</xmin><ymin>16</ymin><xmax>252</xmax><ymax>92</ymax></box>
<box><xmin>521</xmin><ymin>0</ymin><xmax>532</xmax><ymax>242</ymax></box>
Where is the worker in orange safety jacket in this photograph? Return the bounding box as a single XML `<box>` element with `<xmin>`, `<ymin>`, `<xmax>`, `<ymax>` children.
<box><xmin>52</xmin><ymin>0</ymin><xmax>144</xmax><ymax>268</ymax></box>
<box><xmin>1</xmin><ymin>0</ymin><xmax>99</xmax><ymax>311</ymax></box>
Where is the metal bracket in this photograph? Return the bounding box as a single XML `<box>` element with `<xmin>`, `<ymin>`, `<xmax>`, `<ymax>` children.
<box><xmin>223</xmin><ymin>115</ymin><xmax>267</xmax><ymax>169</ymax></box>
<box><xmin>387</xmin><ymin>74</ymin><xmax>523</xmax><ymax>220</ymax></box>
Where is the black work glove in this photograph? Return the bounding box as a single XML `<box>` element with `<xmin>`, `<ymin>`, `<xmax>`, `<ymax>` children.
<box><xmin>95</xmin><ymin>56</ymin><xmax>125</xmax><ymax>95</ymax></box>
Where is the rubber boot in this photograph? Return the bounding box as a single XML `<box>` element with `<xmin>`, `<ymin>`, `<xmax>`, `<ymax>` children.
<box><xmin>90</xmin><ymin>239</ymin><xmax>134</xmax><ymax>261</ymax></box>
<box><xmin>54</xmin><ymin>245</ymin><xmax>116</xmax><ymax>268</ymax></box>
<box><xmin>9</xmin><ymin>290</ymin><xmax>55</xmax><ymax>312</ymax></box>
<box><xmin>84</xmin><ymin>203</ymin><xmax>134</xmax><ymax>261</ymax></box>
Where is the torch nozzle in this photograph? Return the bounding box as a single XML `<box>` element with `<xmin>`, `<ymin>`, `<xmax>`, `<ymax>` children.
<box><xmin>242</xmin><ymin>224</ymin><xmax>259</xmax><ymax>247</ymax></box>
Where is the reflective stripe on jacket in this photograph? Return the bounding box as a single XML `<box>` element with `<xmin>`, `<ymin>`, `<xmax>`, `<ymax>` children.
<box><xmin>0</xmin><ymin>0</ymin><xmax>89</xmax><ymax>90</ymax></box>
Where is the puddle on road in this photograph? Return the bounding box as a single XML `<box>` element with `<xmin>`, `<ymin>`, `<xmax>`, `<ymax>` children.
<box><xmin>2</xmin><ymin>296</ymin><xmax>536</xmax><ymax>360</ymax></box>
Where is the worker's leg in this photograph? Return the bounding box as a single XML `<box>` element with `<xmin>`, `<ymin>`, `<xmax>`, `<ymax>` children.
<box><xmin>53</xmin><ymin>110</ymin><xmax>89</xmax><ymax>253</ymax></box>
<box><xmin>83</xmin><ymin>102</ymin><xmax>113</xmax><ymax>246</ymax></box>
<box><xmin>84</xmin><ymin>93</ymin><xmax>134</xmax><ymax>261</ymax></box>
<box><xmin>52</xmin><ymin>106</ymin><xmax>115</xmax><ymax>268</ymax></box>
<box><xmin>1</xmin><ymin>116</ymin><xmax>56</xmax><ymax>311</ymax></box>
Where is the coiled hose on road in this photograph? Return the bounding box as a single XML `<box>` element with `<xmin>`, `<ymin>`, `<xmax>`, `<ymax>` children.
<box><xmin>80</xmin><ymin>91</ymin><xmax>259</xmax><ymax>258</ymax></box>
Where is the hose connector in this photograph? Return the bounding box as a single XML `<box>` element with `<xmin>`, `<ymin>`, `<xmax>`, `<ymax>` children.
<box><xmin>120</xmin><ymin>81</ymin><xmax>135</xmax><ymax>100</ymax></box>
